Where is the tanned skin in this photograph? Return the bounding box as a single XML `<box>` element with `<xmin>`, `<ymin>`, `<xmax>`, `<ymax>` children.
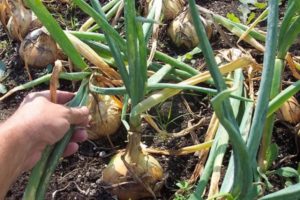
<box><xmin>0</xmin><ymin>91</ymin><xmax>89</xmax><ymax>199</ymax></box>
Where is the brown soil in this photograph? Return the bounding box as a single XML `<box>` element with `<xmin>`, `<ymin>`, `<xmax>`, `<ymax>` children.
<box><xmin>1</xmin><ymin>0</ymin><xmax>299</xmax><ymax>200</ymax></box>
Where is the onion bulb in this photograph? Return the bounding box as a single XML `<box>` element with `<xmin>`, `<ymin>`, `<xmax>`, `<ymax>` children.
<box><xmin>0</xmin><ymin>0</ymin><xmax>10</xmax><ymax>29</ymax></box>
<box><xmin>277</xmin><ymin>96</ymin><xmax>300</xmax><ymax>124</ymax></box>
<box><xmin>168</xmin><ymin>9</ymin><xmax>212</xmax><ymax>49</ymax></box>
<box><xmin>19</xmin><ymin>28</ymin><xmax>58</xmax><ymax>68</ymax></box>
<box><xmin>87</xmin><ymin>94</ymin><xmax>121</xmax><ymax>140</ymax></box>
<box><xmin>6</xmin><ymin>0</ymin><xmax>33</xmax><ymax>41</ymax></box>
<box><xmin>102</xmin><ymin>149</ymin><xmax>163</xmax><ymax>200</ymax></box>
<box><xmin>145</xmin><ymin>0</ymin><xmax>185</xmax><ymax>21</ymax></box>
<box><xmin>162</xmin><ymin>0</ymin><xmax>185</xmax><ymax>20</ymax></box>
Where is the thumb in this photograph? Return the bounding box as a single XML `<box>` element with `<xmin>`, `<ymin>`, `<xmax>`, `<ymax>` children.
<box><xmin>67</xmin><ymin>106</ymin><xmax>89</xmax><ymax>125</ymax></box>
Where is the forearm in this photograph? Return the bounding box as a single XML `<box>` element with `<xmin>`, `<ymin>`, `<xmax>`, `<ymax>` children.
<box><xmin>0</xmin><ymin>119</ymin><xmax>30</xmax><ymax>199</ymax></box>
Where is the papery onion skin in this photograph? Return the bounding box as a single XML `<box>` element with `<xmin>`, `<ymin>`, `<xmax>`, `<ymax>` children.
<box><xmin>19</xmin><ymin>28</ymin><xmax>58</xmax><ymax>68</ymax></box>
<box><xmin>162</xmin><ymin>0</ymin><xmax>185</xmax><ymax>21</ymax></box>
<box><xmin>278</xmin><ymin>96</ymin><xmax>300</xmax><ymax>124</ymax></box>
<box><xmin>145</xmin><ymin>0</ymin><xmax>185</xmax><ymax>21</ymax></box>
<box><xmin>6</xmin><ymin>0</ymin><xmax>32</xmax><ymax>41</ymax></box>
<box><xmin>102</xmin><ymin>150</ymin><xmax>163</xmax><ymax>200</ymax></box>
<box><xmin>168</xmin><ymin>9</ymin><xmax>212</xmax><ymax>49</ymax></box>
<box><xmin>87</xmin><ymin>94</ymin><xmax>121</xmax><ymax>140</ymax></box>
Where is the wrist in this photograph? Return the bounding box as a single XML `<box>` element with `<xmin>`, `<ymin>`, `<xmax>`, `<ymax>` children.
<box><xmin>0</xmin><ymin>119</ymin><xmax>29</xmax><ymax>198</ymax></box>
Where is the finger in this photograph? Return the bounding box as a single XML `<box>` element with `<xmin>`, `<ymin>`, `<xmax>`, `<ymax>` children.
<box><xmin>56</xmin><ymin>91</ymin><xmax>75</xmax><ymax>104</ymax></box>
<box><xmin>26</xmin><ymin>91</ymin><xmax>75</xmax><ymax>104</ymax></box>
<box><xmin>67</xmin><ymin>106</ymin><xmax>89</xmax><ymax>125</ymax></box>
<box><xmin>71</xmin><ymin>129</ymin><xmax>88</xmax><ymax>143</ymax></box>
<box><xmin>63</xmin><ymin>142</ymin><xmax>79</xmax><ymax>157</ymax></box>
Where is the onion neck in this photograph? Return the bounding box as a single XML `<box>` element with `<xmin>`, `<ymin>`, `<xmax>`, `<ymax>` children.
<box><xmin>125</xmin><ymin>129</ymin><xmax>142</xmax><ymax>164</ymax></box>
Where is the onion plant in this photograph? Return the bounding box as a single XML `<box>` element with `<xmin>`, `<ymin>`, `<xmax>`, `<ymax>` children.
<box><xmin>189</xmin><ymin>0</ymin><xmax>300</xmax><ymax>199</ymax></box>
<box><xmin>18</xmin><ymin>0</ymin><xmax>250</xmax><ymax>199</ymax></box>
<box><xmin>259</xmin><ymin>0</ymin><xmax>300</xmax><ymax>172</ymax></box>
<box><xmin>3</xmin><ymin>0</ymin><xmax>298</xmax><ymax>199</ymax></box>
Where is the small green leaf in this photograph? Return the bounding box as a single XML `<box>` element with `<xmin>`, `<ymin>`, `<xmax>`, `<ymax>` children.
<box><xmin>247</xmin><ymin>12</ymin><xmax>256</xmax><ymax>24</ymax></box>
<box><xmin>238</xmin><ymin>4</ymin><xmax>251</xmax><ymax>24</ymax></box>
<box><xmin>227</xmin><ymin>13</ymin><xmax>241</xmax><ymax>23</ymax></box>
<box><xmin>275</xmin><ymin>167</ymin><xmax>299</xmax><ymax>180</ymax></box>
<box><xmin>240</xmin><ymin>0</ymin><xmax>257</xmax><ymax>4</ymax></box>
<box><xmin>254</xmin><ymin>2</ymin><xmax>267</xmax><ymax>9</ymax></box>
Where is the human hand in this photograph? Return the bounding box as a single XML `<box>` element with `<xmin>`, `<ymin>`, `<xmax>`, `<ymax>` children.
<box><xmin>6</xmin><ymin>90</ymin><xmax>89</xmax><ymax>171</ymax></box>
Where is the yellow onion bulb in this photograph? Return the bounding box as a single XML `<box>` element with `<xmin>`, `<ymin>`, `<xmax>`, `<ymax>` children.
<box><xmin>102</xmin><ymin>150</ymin><xmax>163</xmax><ymax>200</ymax></box>
<box><xmin>19</xmin><ymin>28</ymin><xmax>58</xmax><ymax>68</ymax></box>
<box><xmin>6</xmin><ymin>0</ymin><xmax>32</xmax><ymax>41</ymax></box>
<box><xmin>168</xmin><ymin>10</ymin><xmax>212</xmax><ymax>50</ymax></box>
<box><xmin>278</xmin><ymin>96</ymin><xmax>300</xmax><ymax>124</ymax></box>
<box><xmin>87</xmin><ymin>94</ymin><xmax>121</xmax><ymax>140</ymax></box>
<box><xmin>145</xmin><ymin>0</ymin><xmax>185</xmax><ymax>21</ymax></box>
<box><xmin>0</xmin><ymin>0</ymin><xmax>10</xmax><ymax>28</ymax></box>
<box><xmin>162</xmin><ymin>0</ymin><xmax>185</xmax><ymax>21</ymax></box>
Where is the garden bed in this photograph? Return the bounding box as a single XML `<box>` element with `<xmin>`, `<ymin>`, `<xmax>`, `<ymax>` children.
<box><xmin>1</xmin><ymin>0</ymin><xmax>300</xmax><ymax>199</ymax></box>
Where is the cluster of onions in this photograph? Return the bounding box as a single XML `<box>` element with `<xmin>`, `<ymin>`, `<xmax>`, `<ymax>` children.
<box><xmin>1</xmin><ymin>0</ymin><xmax>41</xmax><ymax>41</ymax></box>
<box><xmin>278</xmin><ymin>96</ymin><xmax>300</xmax><ymax>124</ymax></box>
<box><xmin>168</xmin><ymin>8</ymin><xmax>212</xmax><ymax>49</ymax></box>
<box><xmin>0</xmin><ymin>0</ymin><xmax>58</xmax><ymax>75</ymax></box>
<box><xmin>87</xmin><ymin>94</ymin><xmax>122</xmax><ymax>140</ymax></box>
